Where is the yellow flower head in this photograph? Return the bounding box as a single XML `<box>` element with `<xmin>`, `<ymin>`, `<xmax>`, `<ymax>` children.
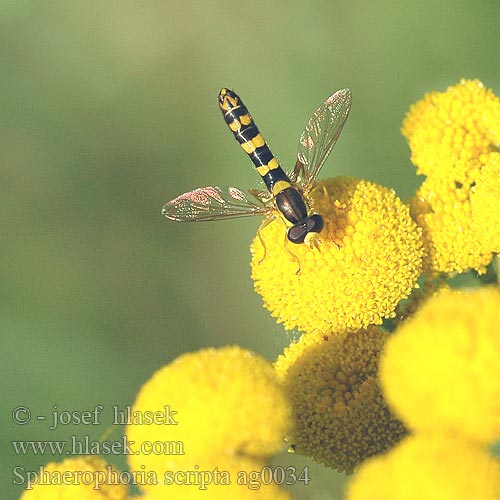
<box><xmin>402</xmin><ymin>79</ymin><xmax>500</xmax><ymax>179</ymax></box>
<box><xmin>127</xmin><ymin>346</ymin><xmax>291</xmax><ymax>479</ymax></box>
<box><xmin>472</xmin><ymin>152</ymin><xmax>500</xmax><ymax>253</ymax></box>
<box><xmin>133</xmin><ymin>455</ymin><xmax>292</xmax><ymax>500</ymax></box>
<box><xmin>380</xmin><ymin>286</ymin><xmax>500</xmax><ymax>444</ymax></box>
<box><xmin>251</xmin><ymin>177</ymin><xmax>423</xmax><ymax>334</ymax></box>
<box><xmin>274</xmin><ymin>327</ymin><xmax>407</xmax><ymax>473</ymax></box>
<box><xmin>346</xmin><ymin>434</ymin><xmax>500</xmax><ymax>500</ymax></box>
<box><xmin>20</xmin><ymin>457</ymin><xmax>128</xmax><ymax>500</ymax></box>
<box><xmin>411</xmin><ymin>174</ymin><xmax>493</xmax><ymax>274</ymax></box>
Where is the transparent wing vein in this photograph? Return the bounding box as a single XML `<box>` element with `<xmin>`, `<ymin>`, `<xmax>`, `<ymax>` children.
<box><xmin>292</xmin><ymin>88</ymin><xmax>351</xmax><ymax>188</ymax></box>
<box><xmin>162</xmin><ymin>186</ymin><xmax>268</xmax><ymax>222</ymax></box>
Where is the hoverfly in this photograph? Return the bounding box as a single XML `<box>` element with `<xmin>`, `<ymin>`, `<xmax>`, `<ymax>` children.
<box><xmin>162</xmin><ymin>87</ymin><xmax>351</xmax><ymax>248</ymax></box>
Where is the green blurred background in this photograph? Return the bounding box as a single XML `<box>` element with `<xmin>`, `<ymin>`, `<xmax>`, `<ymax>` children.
<box><xmin>2</xmin><ymin>1</ymin><xmax>499</xmax><ymax>498</ymax></box>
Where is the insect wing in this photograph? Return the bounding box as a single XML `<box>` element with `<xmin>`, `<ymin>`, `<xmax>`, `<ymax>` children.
<box><xmin>162</xmin><ymin>186</ymin><xmax>268</xmax><ymax>222</ymax></box>
<box><xmin>292</xmin><ymin>88</ymin><xmax>351</xmax><ymax>189</ymax></box>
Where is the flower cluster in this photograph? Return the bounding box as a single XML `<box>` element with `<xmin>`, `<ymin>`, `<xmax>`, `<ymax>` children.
<box><xmin>127</xmin><ymin>346</ymin><xmax>291</xmax><ymax>473</ymax></box>
<box><xmin>22</xmin><ymin>347</ymin><xmax>292</xmax><ymax>500</ymax></box>
<box><xmin>403</xmin><ymin>79</ymin><xmax>500</xmax><ymax>274</ymax></box>
<box><xmin>401</xmin><ymin>79</ymin><xmax>500</xmax><ymax>180</ymax></box>
<box><xmin>347</xmin><ymin>287</ymin><xmax>500</xmax><ymax>500</ymax></box>
<box><xmin>127</xmin><ymin>346</ymin><xmax>293</xmax><ymax>499</ymax></box>
<box><xmin>21</xmin><ymin>79</ymin><xmax>500</xmax><ymax>500</ymax></box>
<box><xmin>250</xmin><ymin>175</ymin><xmax>422</xmax><ymax>472</ymax></box>
<box><xmin>250</xmin><ymin>79</ymin><xmax>500</xmax><ymax>483</ymax></box>
<box><xmin>251</xmin><ymin>177</ymin><xmax>424</xmax><ymax>334</ymax></box>
<box><xmin>274</xmin><ymin>326</ymin><xmax>407</xmax><ymax>473</ymax></box>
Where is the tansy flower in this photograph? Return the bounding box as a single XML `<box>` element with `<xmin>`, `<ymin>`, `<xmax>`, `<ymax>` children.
<box><xmin>133</xmin><ymin>455</ymin><xmax>292</xmax><ymax>500</ymax></box>
<box><xmin>403</xmin><ymin>81</ymin><xmax>500</xmax><ymax>274</ymax></box>
<box><xmin>20</xmin><ymin>456</ymin><xmax>128</xmax><ymax>500</ymax></box>
<box><xmin>471</xmin><ymin>152</ymin><xmax>500</xmax><ymax>253</ymax></box>
<box><xmin>402</xmin><ymin>79</ymin><xmax>500</xmax><ymax>180</ymax></box>
<box><xmin>380</xmin><ymin>286</ymin><xmax>500</xmax><ymax>444</ymax></box>
<box><xmin>346</xmin><ymin>434</ymin><xmax>500</xmax><ymax>500</ymax></box>
<box><xmin>411</xmin><ymin>173</ymin><xmax>493</xmax><ymax>274</ymax></box>
<box><xmin>251</xmin><ymin>177</ymin><xmax>423</xmax><ymax>334</ymax></box>
<box><xmin>274</xmin><ymin>327</ymin><xmax>407</xmax><ymax>473</ymax></box>
<box><xmin>127</xmin><ymin>346</ymin><xmax>291</xmax><ymax>480</ymax></box>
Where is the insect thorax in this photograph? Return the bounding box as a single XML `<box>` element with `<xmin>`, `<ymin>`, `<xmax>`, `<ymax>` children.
<box><xmin>275</xmin><ymin>186</ymin><xmax>309</xmax><ymax>225</ymax></box>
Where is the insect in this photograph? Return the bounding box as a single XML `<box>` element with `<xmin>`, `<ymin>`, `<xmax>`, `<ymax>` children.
<box><xmin>162</xmin><ymin>87</ymin><xmax>351</xmax><ymax>249</ymax></box>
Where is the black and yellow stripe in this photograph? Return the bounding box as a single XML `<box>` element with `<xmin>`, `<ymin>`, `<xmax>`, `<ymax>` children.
<box><xmin>218</xmin><ymin>88</ymin><xmax>292</xmax><ymax>197</ymax></box>
<box><xmin>217</xmin><ymin>88</ymin><xmax>323</xmax><ymax>244</ymax></box>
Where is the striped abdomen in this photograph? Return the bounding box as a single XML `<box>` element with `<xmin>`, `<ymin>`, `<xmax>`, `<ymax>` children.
<box><xmin>218</xmin><ymin>88</ymin><xmax>323</xmax><ymax>244</ymax></box>
<box><xmin>218</xmin><ymin>88</ymin><xmax>293</xmax><ymax>198</ymax></box>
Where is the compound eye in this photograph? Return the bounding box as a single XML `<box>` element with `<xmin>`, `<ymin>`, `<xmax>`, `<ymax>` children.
<box><xmin>287</xmin><ymin>224</ymin><xmax>307</xmax><ymax>244</ymax></box>
<box><xmin>305</xmin><ymin>214</ymin><xmax>324</xmax><ymax>234</ymax></box>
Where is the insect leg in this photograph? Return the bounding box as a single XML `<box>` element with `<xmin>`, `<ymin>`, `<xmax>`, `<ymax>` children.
<box><xmin>256</xmin><ymin>214</ymin><xmax>276</xmax><ymax>264</ymax></box>
<box><xmin>283</xmin><ymin>230</ymin><xmax>302</xmax><ymax>275</ymax></box>
<box><xmin>249</xmin><ymin>188</ymin><xmax>272</xmax><ymax>204</ymax></box>
<box><xmin>292</xmin><ymin>158</ymin><xmax>306</xmax><ymax>184</ymax></box>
